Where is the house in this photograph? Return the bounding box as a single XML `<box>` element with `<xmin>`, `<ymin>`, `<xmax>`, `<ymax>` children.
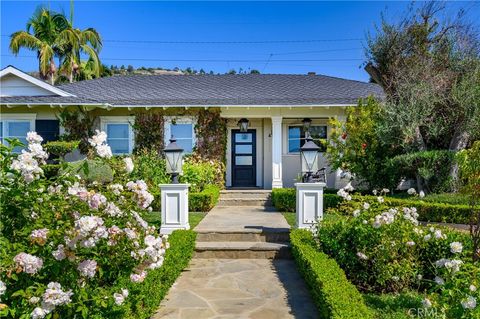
<box><xmin>0</xmin><ymin>65</ymin><xmax>384</xmax><ymax>189</ymax></box>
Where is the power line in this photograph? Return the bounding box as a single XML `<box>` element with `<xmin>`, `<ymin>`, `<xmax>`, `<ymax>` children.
<box><xmin>1</xmin><ymin>54</ymin><xmax>363</xmax><ymax>62</ymax></box>
<box><xmin>1</xmin><ymin>34</ymin><xmax>362</xmax><ymax>44</ymax></box>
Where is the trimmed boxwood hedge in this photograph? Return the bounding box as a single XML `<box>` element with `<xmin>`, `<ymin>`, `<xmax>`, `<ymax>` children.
<box><xmin>271</xmin><ymin>188</ymin><xmax>342</xmax><ymax>212</ymax></box>
<box><xmin>189</xmin><ymin>185</ymin><xmax>220</xmax><ymax>212</ymax></box>
<box><xmin>102</xmin><ymin>229</ymin><xmax>197</xmax><ymax>319</ymax></box>
<box><xmin>290</xmin><ymin>229</ymin><xmax>373</xmax><ymax>319</ymax></box>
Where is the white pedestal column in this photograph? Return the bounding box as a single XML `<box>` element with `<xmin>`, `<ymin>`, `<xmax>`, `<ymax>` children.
<box><xmin>159</xmin><ymin>184</ymin><xmax>190</xmax><ymax>234</ymax></box>
<box><xmin>295</xmin><ymin>182</ymin><xmax>326</xmax><ymax>229</ymax></box>
<box><xmin>271</xmin><ymin>116</ymin><xmax>283</xmax><ymax>188</ymax></box>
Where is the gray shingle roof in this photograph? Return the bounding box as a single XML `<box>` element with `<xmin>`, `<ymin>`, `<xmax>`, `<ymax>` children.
<box><xmin>3</xmin><ymin>74</ymin><xmax>384</xmax><ymax>106</ymax></box>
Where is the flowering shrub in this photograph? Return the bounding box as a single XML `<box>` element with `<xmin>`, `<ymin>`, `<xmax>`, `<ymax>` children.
<box><xmin>0</xmin><ymin>131</ymin><xmax>169</xmax><ymax>318</ymax></box>
<box><xmin>316</xmin><ymin>186</ymin><xmax>479</xmax><ymax>318</ymax></box>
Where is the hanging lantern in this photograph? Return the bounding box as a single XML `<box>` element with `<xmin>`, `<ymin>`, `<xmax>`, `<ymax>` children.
<box><xmin>163</xmin><ymin>136</ymin><xmax>184</xmax><ymax>183</ymax></box>
<box><xmin>237</xmin><ymin>118</ymin><xmax>249</xmax><ymax>132</ymax></box>
<box><xmin>300</xmin><ymin>132</ymin><xmax>320</xmax><ymax>182</ymax></box>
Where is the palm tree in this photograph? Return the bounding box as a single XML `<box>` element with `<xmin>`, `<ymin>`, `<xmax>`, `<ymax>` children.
<box><xmin>9</xmin><ymin>7</ymin><xmax>75</xmax><ymax>84</ymax></box>
<box><xmin>58</xmin><ymin>27</ymin><xmax>102</xmax><ymax>83</ymax></box>
<box><xmin>9</xmin><ymin>5</ymin><xmax>102</xmax><ymax>84</ymax></box>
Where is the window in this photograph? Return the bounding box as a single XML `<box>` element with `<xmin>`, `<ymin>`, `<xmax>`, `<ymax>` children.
<box><xmin>0</xmin><ymin>116</ymin><xmax>35</xmax><ymax>152</ymax></box>
<box><xmin>288</xmin><ymin>125</ymin><xmax>327</xmax><ymax>153</ymax></box>
<box><xmin>165</xmin><ymin>117</ymin><xmax>195</xmax><ymax>153</ymax></box>
<box><xmin>100</xmin><ymin>117</ymin><xmax>134</xmax><ymax>155</ymax></box>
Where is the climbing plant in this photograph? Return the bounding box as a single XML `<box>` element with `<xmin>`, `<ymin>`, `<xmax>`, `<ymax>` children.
<box><xmin>57</xmin><ymin>107</ymin><xmax>96</xmax><ymax>154</ymax></box>
<box><xmin>133</xmin><ymin>112</ymin><xmax>165</xmax><ymax>154</ymax></box>
<box><xmin>194</xmin><ymin>109</ymin><xmax>227</xmax><ymax>163</ymax></box>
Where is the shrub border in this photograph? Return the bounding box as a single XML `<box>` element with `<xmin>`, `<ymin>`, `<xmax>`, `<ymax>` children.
<box><xmin>109</xmin><ymin>230</ymin><xmax>196</xmax><ymax>319</ymax></box>
<box><xmin>290</xmin><ymin>229</ymin><xmax>373</xmax><ymax>319</ymax></box>
<box><xmin>189</xmin><ymin>185</ymin><xmax>220</xmax><ymax>212</ymax></box>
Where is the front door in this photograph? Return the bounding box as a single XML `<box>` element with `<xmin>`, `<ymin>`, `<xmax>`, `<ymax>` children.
<box><xmin>232</xmin><ymin>129</ymin><xmax>256</xmax><ymax>187</ymax></box>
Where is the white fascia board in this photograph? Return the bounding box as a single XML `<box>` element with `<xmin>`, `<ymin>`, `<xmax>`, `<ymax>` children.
<box><xmin>111</xmin><ymin>104</ymin><xmax>353</xmax><ymax>108</ymax></box>
<box><xmin>0</xmin><ymin>66</ymin><xmax>75</xmax><ymax>97</ymax></box>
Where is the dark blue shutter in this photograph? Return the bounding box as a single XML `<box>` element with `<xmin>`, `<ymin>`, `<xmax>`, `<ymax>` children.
<box><xmin>35</xmin><ymin>120</ymin><xmax>60</xmax><ymax>142</ymax></box>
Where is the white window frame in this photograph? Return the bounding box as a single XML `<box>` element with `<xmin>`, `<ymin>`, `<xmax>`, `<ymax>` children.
<box><xmin>286</xmin><ymin>124</ymin><xmax>327</xmax><ymax>154</ymax></box>
<box><xmin>0</xmin><ymin>113</ymin><xmax>36</xmax><ymax>148</ymax></box>
<box><xmin>100</xmin><ymin>116</ymin><xmax>135</xmax><ymax>155</ymax></box>
<box><xmin>164</xmin><ymin>116</ymin><xmax>196</xmax><ymax>154</ymax></box>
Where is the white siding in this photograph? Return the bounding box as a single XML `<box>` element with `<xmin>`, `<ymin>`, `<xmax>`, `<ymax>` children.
<box><xmin>0</xmin><ymin>74</ymin><xmax>57</xmax><ymax>97</ymax></box>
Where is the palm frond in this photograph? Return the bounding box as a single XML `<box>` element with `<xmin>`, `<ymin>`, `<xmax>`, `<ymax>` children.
<box><xmin>80</xmin><ymin>44</ymin><xmax>101</xmax><ymax>77</ymax></box>
<box><xmin>9</xmin><ymin>32</ymin><xmax>42</xmax><ymax>54</ymax></box>
<box><xmin>39</xmin><ymin>44</ymin><xmax>55</xmax><ymax>75</ymax></box>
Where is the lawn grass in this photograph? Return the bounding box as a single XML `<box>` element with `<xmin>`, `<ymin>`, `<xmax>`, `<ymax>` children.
<box><xmin>143</xmin><ymin>212</ymin><xmax>207</xmax><ymax>230</ymax></box>
<box><xmin>189</xmin><ymin>212</ymin><xmax>207</xmax><ymax>228</ymax></box>
<box><xmin>364</xmin><ymin>291</ymin><xmax>422</xmax><ymax>319</ymax></box>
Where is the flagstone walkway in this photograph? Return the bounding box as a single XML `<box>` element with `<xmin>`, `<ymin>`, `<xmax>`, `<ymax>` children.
<box><xmin>152</xmin><ymin>196</ymin><xmax>318</xmax><ymax>319</ymax></box>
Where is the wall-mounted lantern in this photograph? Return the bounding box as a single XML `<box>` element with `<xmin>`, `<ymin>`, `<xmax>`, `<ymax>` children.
<box><xmin>237</xmin><ymin>118</ymin><xmax>249</xmax><ymax>132</ymax></box>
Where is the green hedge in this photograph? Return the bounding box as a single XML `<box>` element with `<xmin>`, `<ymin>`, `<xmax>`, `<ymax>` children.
<box><xmin>373</xmin><ymin>196</ymin><xmax>472</xmax><ymax>224</ymax></box>
<box><xmin>189</xmin><ymin>185</ymin><xmax>220</xmax><ymax>212</ymax></box>
<box><xmin>105</xmin><ymin>230</ymin><xmax>196</xmax><ymax>319</ymax></box>
<box><xmin>290</xmin><ymin>229</ymin><xmax>373</xmax><ymax>319</ymax></box>
<box><xmin>271</xmin><ymin>188</ymin><xmax>342</xmax><ymax>212</ymax></box>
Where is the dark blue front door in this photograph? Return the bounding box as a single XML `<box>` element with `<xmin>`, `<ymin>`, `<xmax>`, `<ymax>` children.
<box><xmin>232</xmin><ymin>129</ymin><xmax>256</xmax><ymax>187</ymax></box>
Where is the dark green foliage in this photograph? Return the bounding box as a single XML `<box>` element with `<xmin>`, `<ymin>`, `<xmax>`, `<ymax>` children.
<box><xmin>102</xmin><ymin>230</ymin><xmax>196</xmax><ymax>319</ymax></box>
<box><xmin>271</xmin><ymin>188</ymin><xmax>342</xmax><ymax>212</ymax></box>
<box><xmin>57</xmin><ymin>108</ymin><xmax>96</xmax><ymax>154</ymax></box>
<box><xmin>44</xmin><ymin>140</ymin><xmax>79</xmax><ymax>158</ymax></box>
<box><xmin>133</xmin><ymin>113</ymin><xmax>165</xmax><ymax>154</ymax></box>
<box><xmin>290</xmin><ymin>229</ymin><xmax>373</xmax><ymax>319</ymax></box>
<box><xmin>194</xmin><ymin>109</ymin><xmax>228</xmax><ymax>164</ymax></box>
<box><xmin>42</xmin><ymin>163</ymin><xmax>61</xmax><ymax>179</ymax></box>
<box><xmin>390</xmin><ymin>150</ymin><xmax>456</xmax><ymax>193</ymax></box>
<box><xmin>189</xmin><ymin>185</ymin><xmax>220</xmax><ymax>212</ymax></box>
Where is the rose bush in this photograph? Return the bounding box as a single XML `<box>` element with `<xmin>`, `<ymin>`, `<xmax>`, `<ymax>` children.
<box><xmin>316</xmin><ymin>186</ymin><xmax>479</xmax><ymax>318</ymax></box>
<box><xmin>0</xmin><ymin>131</ymin><xmax>169</xmax><ymax>318</ymax></box>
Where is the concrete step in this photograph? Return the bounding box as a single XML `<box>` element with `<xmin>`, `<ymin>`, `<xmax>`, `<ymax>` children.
<box><xmin>195</xmin><ymin>241</ymin><xmax>291</xmax><ymax>259</ymax></box>
<box><xmin>196</xmin><ymin>230</ymin><xmax>290</xmax><ymax>243</ymax></box>
<box><xmin>217</xmin><ymin>198</ymin><xmax>272</xmax><ymax>207</ymax></box>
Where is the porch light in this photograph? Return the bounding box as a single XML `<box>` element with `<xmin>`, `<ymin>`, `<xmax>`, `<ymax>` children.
<box><xmin>237</xmin><ymin>118</ymin><xmax>249</xmax><ymax>132</ymax></box>
<box><xmin>300</xmin><ymin>132</ymin><xmax>320</xmax><ymax>183</ymax></box>
<box><xmin>302</xmin><ymin>118</ymin><xmax>312</xmax><ymax>132</ymax></box>
<box><xmin>164</xmin><ymin>136</ymin><xmax>184</xmax><ymax>183</ymax></box>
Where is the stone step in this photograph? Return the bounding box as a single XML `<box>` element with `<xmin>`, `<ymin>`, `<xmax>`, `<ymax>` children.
<box><xmin>217</xmin><ymin>198</ymin><xmax>272</xmax><ymax>207</ymax></box>
<box><xmin>196</xmin><ymin>230</ymin><xmax>290</xmax><ymax>243</ymax></box>
<box><xmin>195</xmin><ymin>241</ymin><xmax>291</xmax><ymax>259</ymax></box>
<box><xmin>220</xmin><ymin>191</ymin><xmax>272</xmax><ymax>199</ymax></box>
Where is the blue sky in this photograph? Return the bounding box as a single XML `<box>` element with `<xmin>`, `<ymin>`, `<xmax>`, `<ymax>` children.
<box><xmin>1</xmin><ymin>1</ymin><xmax>478</xmax><ymax>81</ymax></box>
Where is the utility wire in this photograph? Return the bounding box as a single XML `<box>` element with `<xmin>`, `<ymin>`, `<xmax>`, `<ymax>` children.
<box><xmin>1</xmin><ymin>55</ymin><xmax>363</xmax><ymax>62</ymax></box>
<box><xmin>1</xmin><ymin>34</ymin><xmax>362</xmax><ymax>44</ymax></box>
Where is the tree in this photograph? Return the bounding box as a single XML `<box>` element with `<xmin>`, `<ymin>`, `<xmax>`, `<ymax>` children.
<box><xmin>457</xmin><ymin>141</ymin><xmax>480</xmax><ymax>261</ymax></box>
<box><xmin>326</xmin><ymin>97</ymin><xmax>400</xmax><ymax>190</ymax></box>
<box><xmin>365</xmin><ymin>1</ymin><xmax>480</xmax><ymax>192</ymax></box>
<box><xmin>9</xmin><ymin>7</ymin><xmax>74</xmax><ymax>84</ymax></box>
<box><xmin>9</xmin><ymin>6</ymin><xmax>102</xmax><ymax>84</ymax></box>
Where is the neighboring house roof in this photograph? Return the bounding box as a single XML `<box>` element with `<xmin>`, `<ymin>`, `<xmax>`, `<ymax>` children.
<box><xmin>1</xmin><ymin>67</ymin><xmax>384</xmax><ymax>107</ymax></box>
<box><xmin>0</xmin><ymin>65</ymin><xmax>74</xmax><ymax>98</ymax></box>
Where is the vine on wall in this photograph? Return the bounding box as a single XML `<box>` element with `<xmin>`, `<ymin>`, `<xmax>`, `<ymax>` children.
<box><xmin>57</xmin><ymin>107</ymin><xmax>96</xmax><ymax>154</ymax></box>
<box><xmin>133</xmin><ymin>112</ymin><xmax>165</xmax><ymax>154</ymax></box>
<box><xmin>194</xmin><ymin>109</ymin><xmax>227</xmax><ymax>163</ymax></box>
